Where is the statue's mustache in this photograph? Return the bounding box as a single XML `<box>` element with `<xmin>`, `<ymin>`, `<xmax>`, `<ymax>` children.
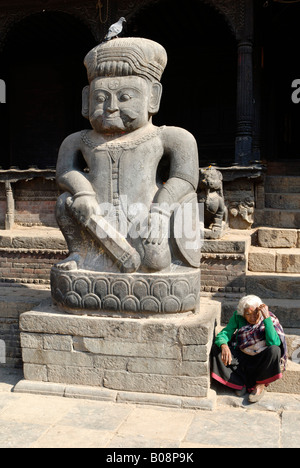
<box><xmin>92</xmin><ymin>109</ymin><xmax>140</xmax><ymax>121</ymax></box>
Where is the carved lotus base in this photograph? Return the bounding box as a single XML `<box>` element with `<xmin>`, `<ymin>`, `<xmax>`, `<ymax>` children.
<box><xmin>51</xmin><ymin>267</ymin><xmax>201</xmax><ymax>316</ymax></box>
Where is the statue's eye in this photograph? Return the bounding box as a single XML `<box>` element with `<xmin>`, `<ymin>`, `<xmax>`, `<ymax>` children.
<box><xmin>120</xmin><ymin>94</ymin><xmax>131</xmax><ymax>102</ymax></box>
<box><xmin>96</xmin><ymin>94</ymin><xmax>107</xmax><ymax>103</ymax></box>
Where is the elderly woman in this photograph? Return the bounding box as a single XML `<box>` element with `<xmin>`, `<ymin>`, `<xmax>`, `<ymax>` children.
<box><xmin>211</xmin><ymin>295</ymin><xmax>287</xmax><ymax>402</ymax></box>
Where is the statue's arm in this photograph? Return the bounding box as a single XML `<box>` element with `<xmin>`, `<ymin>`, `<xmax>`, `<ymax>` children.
<box><xmin>56</xmin><ymin>132</ymin><xmax>94</xmax><ymax>195</ymax></box>
<box><xmin>156</xmin><ymin>127</ymin><xmax>199</xmax><ymax>206</ymax></box>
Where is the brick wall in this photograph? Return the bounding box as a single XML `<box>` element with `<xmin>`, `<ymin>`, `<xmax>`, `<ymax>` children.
<box><xmin>0</xmin><ymin>235</ymin><xmax>249</xmax><ymax>291</ymax></box>
<box><xmin>0</xmin><ymin>317</ymin><xmax>21</xmax><ymax>367</ymax></box>
<box><xmin>15</xmin><ymin>200</ymin><xmax>57</xmax><ymax>227</ymax></box>
<box><xmin>0</xmin><ymin>177</ymin><xmax>59</xmax><ymax>228</ymax></box>
<box><xmin>200</xmin><ymin>238</ymin><xmax>249</xmax><ymax>294</ymax></box>
<box><xmin>201</xmin><ymin>253</ymin><xmax>246</xmax><ymax>294</ymax></box>
<box><xmin>0</xmin><ymin>285</ymin><xmax>52</xmax><ymax>367</ymax></box>
<box><xmin>0</xmin><ymin>229</ymin><xmax>67</xmax><ymax>285</ymax></box>
<box><xmin>0</xmin><ymin>250</ymin><xmax>67</xmax><ymax>284</ymax></box>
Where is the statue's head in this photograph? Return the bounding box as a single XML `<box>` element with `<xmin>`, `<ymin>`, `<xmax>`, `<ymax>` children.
<box><xmin>82</xmin><ymin>37</ymin><xmax>168</xmax><ymax>134</ymax></box>
<box><xmin>201</xmin><ymin>167</ymin><xmax>223</xmax><ymax>191</ymax></box>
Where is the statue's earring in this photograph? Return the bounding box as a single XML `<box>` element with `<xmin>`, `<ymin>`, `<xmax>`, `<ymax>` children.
<box><xmin>82</xmin><ymin>86</ymin><xmax>90</xmax><ymax>119</ymax></box>
<box><xmin>148</xmin><ymin>82</ymin><xmax>163</xmax><ymax>115</ymax></box>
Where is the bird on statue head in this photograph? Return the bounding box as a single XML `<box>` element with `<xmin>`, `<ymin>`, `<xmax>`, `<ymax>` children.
<box><xmin>103</xmin><ymin>17</ymin><xmax>127</xmax><ymax>42</ymax></box>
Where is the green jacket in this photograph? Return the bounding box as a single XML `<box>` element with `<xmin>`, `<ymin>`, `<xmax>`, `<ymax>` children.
<box><xmin>215</xmin><ymin>311</ymin><xmax>281</xmax><ymax>348</ymax></box>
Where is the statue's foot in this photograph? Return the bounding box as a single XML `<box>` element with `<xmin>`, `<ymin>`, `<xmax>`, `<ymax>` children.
<box><xmin>142</xmin><ymin>238</ymin><xmax>171</xmax><ymax>272</ymax></box>
<box><xmin>56</xmin><ymin>253</ymin><xmax>81</xmax><ymax>271</ymax></box>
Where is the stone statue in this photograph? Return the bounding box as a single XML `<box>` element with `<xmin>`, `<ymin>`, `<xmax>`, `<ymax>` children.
<box><xmin>199</xmin><ymin>166</ymin><xmax>228</xmax><ymax>239</ymax></box>
<box><xmin>51</xmin><ymin>37</ymin><xmax>201</xmax><ymax>315</ymax></box>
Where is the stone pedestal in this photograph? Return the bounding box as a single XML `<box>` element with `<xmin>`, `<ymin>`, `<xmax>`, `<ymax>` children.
<box><xmin>16</xmin><ymin>297</ymin><xmax>221</xmax><ymax>408</ymax></box>
<box><xmin>51</xmin><ymin>268</ymin><xmax>201</xmax><ymax>315</ymax></box>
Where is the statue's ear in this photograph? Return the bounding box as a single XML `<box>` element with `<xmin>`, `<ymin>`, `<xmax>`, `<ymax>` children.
<box><xmin>148</xmin><ymin>82</ymin><xmax>163</xmax><ymax>115</ymax></box>
<box><xmin>82</xmin><ymin>85</ymin><xmax>90</xmax><ymax>119</ymax></box>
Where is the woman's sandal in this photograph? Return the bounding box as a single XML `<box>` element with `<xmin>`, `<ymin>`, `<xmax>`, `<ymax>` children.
<box><xmin>248</xmin><ymin>385</ymin><xmax>265</xmax><ymax>403</ymax></box>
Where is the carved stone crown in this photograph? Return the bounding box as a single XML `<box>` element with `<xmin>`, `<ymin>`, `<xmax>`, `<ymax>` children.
<box><xmin>84</xmin><ymin>37</ymin><xmax>168</xmax><ymax>83</ymax></box>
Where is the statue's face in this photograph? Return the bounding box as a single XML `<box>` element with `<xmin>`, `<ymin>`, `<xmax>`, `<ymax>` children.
<box><xmin>89</xmin><ymin>76</ymin><xmax>151</xmax><ymax>134</ymax></box>
<box><xmin>205</xmin><ymin>172</ymin><xmax>222</xmax><ymax>191</ymax></box>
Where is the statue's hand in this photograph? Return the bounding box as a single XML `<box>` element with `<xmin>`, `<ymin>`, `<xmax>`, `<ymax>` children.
<box><xmin>66</xmin><ymin>192</ymin><xmax>99</xmax><ymax>226</ymax></box>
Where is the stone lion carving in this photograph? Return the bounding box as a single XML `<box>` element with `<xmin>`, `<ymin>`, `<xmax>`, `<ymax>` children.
<box><xmin>199</xmin><ymin>166</ymin><xmax>228</xmax><ymax>239</ymax></box>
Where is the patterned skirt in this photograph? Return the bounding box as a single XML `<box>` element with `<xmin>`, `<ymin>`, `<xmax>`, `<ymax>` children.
<box><xmin>211</xmin><ymin>344</ymin><xmax>283</xmax><ymax>391</ymax></box>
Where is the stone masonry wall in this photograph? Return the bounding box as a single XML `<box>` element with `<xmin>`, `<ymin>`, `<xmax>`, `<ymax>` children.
<box><xmin>20</xmin><ymin>299</ymin><xmax>221</xmax><ymax>399</ymax></box>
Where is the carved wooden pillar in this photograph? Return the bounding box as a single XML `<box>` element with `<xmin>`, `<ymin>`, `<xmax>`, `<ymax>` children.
<box><xmin>235</xmin><ymin>0</ymin><xmax>254</xmax><ymax>166</ymax></box>
<box><xmin>5</xmin><ymin>181</ymin><xmax>14</xmax><ymax>230</ymax></box>
<box><xmin>235</xmin><ymin>40</ymin><xmax>254</xmax><ymax>165</ymax></box>
<box><xmin>252</xmin><ymin>45</ymin><xmax>263</xmax><ymax>162</ymax></box>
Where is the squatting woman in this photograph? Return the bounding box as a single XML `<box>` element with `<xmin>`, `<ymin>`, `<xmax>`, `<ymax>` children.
<box><xmin>211</xmin><ymin>295</ymin><xmax>287</xmax><ymax>402</ymax></box>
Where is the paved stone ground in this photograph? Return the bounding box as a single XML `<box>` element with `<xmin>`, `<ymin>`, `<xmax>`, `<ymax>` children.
<box><xmin>0</xmin><ymin>368</ymin><xmax>299</xmax><ymax>449</ymax></box>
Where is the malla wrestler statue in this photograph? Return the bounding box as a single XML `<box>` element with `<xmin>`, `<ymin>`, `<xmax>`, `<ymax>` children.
<box><xmin>51</xmin><ymin>37</ymin><xmax>201</xmax><ymax>315</ymax></box>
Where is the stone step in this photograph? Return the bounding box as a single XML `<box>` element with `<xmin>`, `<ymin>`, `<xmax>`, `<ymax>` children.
<box><xmin>0</xmin><ymin>227</ymin><xmax>66</xmax><ymax>251</ymax></box>
<box><xmin>246</xmin><ymin>272</ymin><xmax>300</xmax><ymax>300</ymax></box>
<box><xmin>265</xmin><ymin>176</ymin><xmax>300</xmax><ymax>194</ymax></box>
<box><xmin>284</xmin><ymin>328</ymin><xmax>300</xmax><ymax>360</ymax></box>
<box><xmin>248</xmin><ymin>247</ymin><xmax>300</xmax><ymax>273</ymax></box>
<box><xmin>265</xmin><ymin>193</ymin><xmax>300</xmax><ymax>210</ymax></box>
<box><xmin>256</xmin><ymin>227</ymin><xmax>300</xmax><ymax>249</ymax></box>
<box><xmin>268</xmin><ymin>360</ymin><xmax>300</xmax><ymax>394</ymax></box>
<box><xmin>254</xmin><ymin>209</ymin><xmax>300</xmax><ymax>229</ymax></box>
<box><xmin>263</xmin><ymin>300</ymin><xmax>300</xmax><ymax>329</ymax></box>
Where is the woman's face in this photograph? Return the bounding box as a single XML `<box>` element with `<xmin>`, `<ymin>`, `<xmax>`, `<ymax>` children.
<box><xmin>244</xmin><ymin>306</ymin><xmax>261</xmax><ymax>325</ymax></box>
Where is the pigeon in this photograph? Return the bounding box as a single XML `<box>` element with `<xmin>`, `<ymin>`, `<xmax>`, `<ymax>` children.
<box><xmin>104</xmin><ymin>17</ymin><xmax>127</xmax><ymax>42</ymax></box>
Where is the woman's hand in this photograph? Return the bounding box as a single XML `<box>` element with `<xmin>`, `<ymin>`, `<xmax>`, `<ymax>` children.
<box><xmin>258</xmin><ymin>303</ymin><xmax>270</xmax><ymax>320</ymax></box>
<box><xmin>221</xmin><ymin>344</ymin><xmax>232</xmax><ymax>366</ymax></box>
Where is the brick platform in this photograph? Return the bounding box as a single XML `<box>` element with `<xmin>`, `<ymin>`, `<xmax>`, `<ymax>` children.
<box><xmin>0</xmin><ymin>284</ymin><xmax>51</xmax><ymax>367</ymax></box>
<box><xmin>0</xmin><ymin>227</ymin><xmax>67</xmax><ymax>284</ymax></box>
<box><xmin>201</xmin><ymin>232</ymin><xmax>250</xmax><ymax>294</ymax></box>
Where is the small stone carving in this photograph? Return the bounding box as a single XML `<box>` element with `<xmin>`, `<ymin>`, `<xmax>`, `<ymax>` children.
<box><xmin>228</xmin><ymin>197</ymin><xmax>254</xmax><ymax>230</ymax></box>
<box><xmin>51</xmin><ymin>37</ymin><xmax>201</xmax><ymax>314</ymax></box>
<box><xmin>199</xmin><ymin>166</ymin><xmax>228</xmax><ymax>239</ymax></box>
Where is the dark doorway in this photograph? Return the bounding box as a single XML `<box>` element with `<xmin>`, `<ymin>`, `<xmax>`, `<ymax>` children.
<box><xmin>260</xmin><ymin>2</ymin><xmax>300</xmax><ymax>162</ymax></box>
<box><xmin>127</xmin><ymin>0</ymin><xmax>237</xmax><ymax>166</ymax></box>
<box><xmin>0</xmin><ymin>12</ymin><xmax>96</xmax><ymax>169</ymax></box>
